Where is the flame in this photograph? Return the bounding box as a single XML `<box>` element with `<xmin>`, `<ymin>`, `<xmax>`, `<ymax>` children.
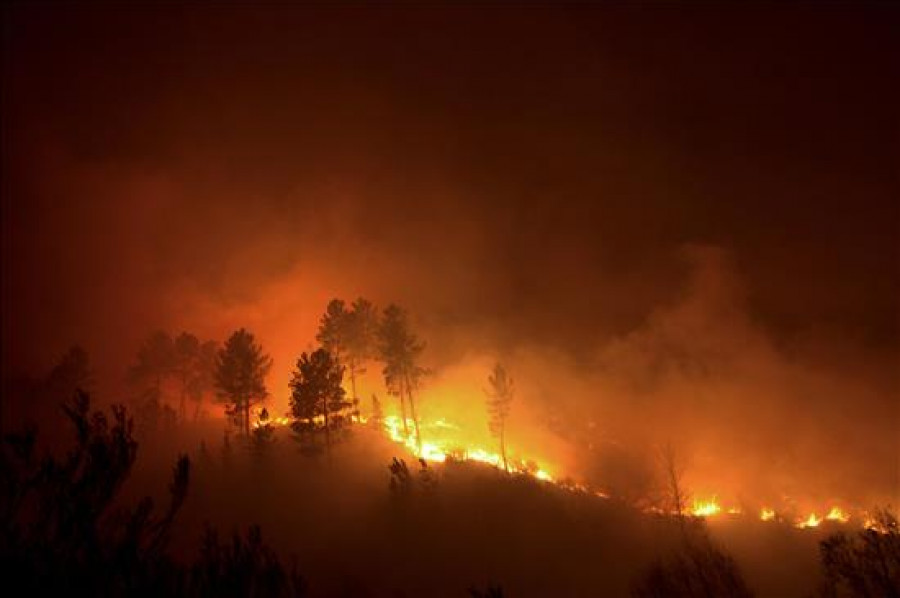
<box><xmin>825</xmin><ymin>506</ymin><xmax>849</xmax><ymax>523</ymax></box>
<box><xmin>795</xmin><ymin>513</ymin><xmax>821</xmax><ymax>529</ymax></box>
<box><xmin>860</xmin><ymin>513</ymin><xmax>887</xmax><ymax>532</ymax></box>
<box><xmin>691</xmin><ymin>497</ymin><xmax>722</xmax><ymax>517</ymax></box>
<box><xmin>244</xmin><ymin>406</ymin><xmax>871</xmax><ymax>530</ymax></box>
<box><xmin>381</xmin><ymin>415</ymin><xmax>555</xmax><ymax>481</ymax></box>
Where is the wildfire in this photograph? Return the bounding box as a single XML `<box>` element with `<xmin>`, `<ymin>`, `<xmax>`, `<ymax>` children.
<box><xmin>381</xmin><ymin>415</ymin><xmax>554</xmax><ymax>481</ymax></box>
<box><xmin>795</xmin><ymin>513</ymin><xmax>822</xmax><ymax>529</ymax></box>
<box><xmin>691</xmin><ymin>497</ymin><xmax>722</xmax><ymax>517</ymax></box>
<box><xmin>247</xmin><ymin>408</ymin><xmax>867</xmax><ymax>531</ymax></box>
<box><xmin>825</xmin><ymin>506</ymin><xmax>849</xmax><ymax>523</ymax></box>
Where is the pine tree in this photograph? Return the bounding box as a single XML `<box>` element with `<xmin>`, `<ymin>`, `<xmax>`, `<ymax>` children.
<box><xmin>288</xmin><ymin>348</ymin><xmax>350</xmax><ymax>456</ymax></box>
<box><xmin>173</xmin><ymin>332</ymin><xmax>200</xmax><ymax>421</ymax></box>
<box><xmin>345</xmin><ymin>298</ymin><xmax>378</xmax><ymax>418</ymax></box>
<box><xmin>129</xmin><ymin>331</ymin><xmax>176</xmax><ymax>397</ymax></box>
<box><xmin>45</xmin><ymin>345</ymin><xmax>93</xmax><ymax>400</ymax></box>
<box><xmin>316</xmin><ymin>298</ymin><xmax>378</xmax><ymax>420</ymax></box>
<box><xmin>485</xmin><ymin>363</ymin><xmax>514</xmax><ymax>472</ymax></box>
<box><xmin>214</xmin><ymin>329</ymin><xmax>272</xmax><ymax>436</ymax></box>
<box><xmin>377</xmin><ymin>304</ymin><xmax>427</xmax><ymax>450</ymax></box>
<box><xmin>316</xmin><ymin>299</ymin><xmax>350</xmax><ymax>365</ymax></box>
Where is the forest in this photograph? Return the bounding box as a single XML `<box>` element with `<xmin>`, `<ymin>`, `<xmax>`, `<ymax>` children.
<box><xmin>2</xmin><ymin>298</ymin><xmax>897</xmax><ymax>597</ymax></box>
<box><xmin>3</xmin><ymin>3</ymin><xmax>897</xmax><ymax>596</ymax></box>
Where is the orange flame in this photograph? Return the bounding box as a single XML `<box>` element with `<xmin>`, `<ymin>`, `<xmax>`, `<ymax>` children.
<box><xmin>825</xmin><ymin>506</ymin><xmax>849</xmax><ymax>523</ymax></box>
<box><xmin>691</xmin><ymin>497</ymin><xmax>722</xmax><ymax>517</ymax></box>
<box><xmin>795</xmin><ymin>513</ymin><xmax>821</xmax><ymax>529</ymax></box>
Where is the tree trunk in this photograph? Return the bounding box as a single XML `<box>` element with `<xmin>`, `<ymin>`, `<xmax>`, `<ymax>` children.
<box><xmin>179</xmin><ymin>374</ymin><xmax>187</xmax><ymax>423</ymax></box>
<box><xmin>500</xmin><ymin>423</ymin><xmax>508</xmax><ymax>472</ymax></box>
<box><xmin>323</xmin><ymin>396</ymin><xmax>331</xmax><ymax>461</ymax></box>
<box><xmin>405</xmin><ymin>373</ymin><xmax>422</xmax><ymax>454</ymax></box>
<box><xmin>399</xmin><ymin>388</ymin><xmax>409</xmax><ymax>438</ymax></box>
<box><xmin>349</xmin><ymin>361</ymin><xmax>359</xmax><ymax>422</ymax></box>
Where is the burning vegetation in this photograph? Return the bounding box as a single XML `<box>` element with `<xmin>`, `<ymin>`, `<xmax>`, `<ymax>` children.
<box><xmin>2</xmin><ymin>293</ymin><xmax>898</xmax><ymax>597</ymax></box>
<box><xmin>3</xmin><ymin>5</ymin><xmax>898</xmax><ymax>596</ymax></box>
<box><xmin>3</xmin><ymin>289</ymin><xmax>896</xmax><ymax>597</ymax></box>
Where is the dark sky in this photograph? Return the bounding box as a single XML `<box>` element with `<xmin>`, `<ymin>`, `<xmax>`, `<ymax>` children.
<box><xmin>2</xmin><ymin>4</ymin><xmax>898</xmax><ymax>381</ymax></box>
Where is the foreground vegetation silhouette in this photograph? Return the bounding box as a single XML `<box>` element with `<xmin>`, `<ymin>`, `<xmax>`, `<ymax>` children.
<box><xmin>0</xmin><ymin>390</ymin><xmax>305</xmax><ymax>597</ymax></box>
<box><xmin>630</xmin><ymin>521</ymin><xmax>754</xmax><ymax>598</ymax></box>
<box><xmin>4</xmin><ymin>326</ymin><xmax>898</xmax><ymax>597</ymax></box>
<box><xmin>818</xmin><ymin>508</ymin><xmax>900</xmax><ymax>598</ymax></box>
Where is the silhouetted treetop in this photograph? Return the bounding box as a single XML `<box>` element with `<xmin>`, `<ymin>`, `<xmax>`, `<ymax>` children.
<box><xmin>129</xmin><ymin>330</ymin><xmax>176</xmax><ymax>390</ymax></box>
<box><xmin>377</xmin><ymin>304</ymin><xmax>428</xmax><ymax>447</ymax></box>
<box><xmin>289</xmin><ymin>348</ymin><xmax>351</xmax><ymax>456</ymax></box>
<box><xmin>818</xmin><ymin>507</ymin><xmax>900</xmax><ymax>598</ymax></box>
<box><xmin>45</xmin><ymin>344</ymin><xmax>93</xmax><ymax>400</ymax></box>
<box><xmin>316</xmin><ymin>299</ymin><xmax>350</xmax><ymax>363</ymax></box>
<box><xmin>215</xmin><ymin>328</ymin><xmax>272</xmax><ymax>435</ymax></box>
<box><xmin>485</xmin><ymin>363</ymin><xmax>514</xmax><ymax>472</ymax></box>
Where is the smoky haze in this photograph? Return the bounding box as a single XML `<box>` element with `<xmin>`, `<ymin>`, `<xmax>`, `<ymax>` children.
<box><xmin>2</xmin><ymin>4</ymin><xmax>898</xmax><ymax>514</ymax></box>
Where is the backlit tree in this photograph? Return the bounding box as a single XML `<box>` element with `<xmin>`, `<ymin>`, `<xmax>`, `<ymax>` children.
<box><xmin>316</xmin><ymin>298</ymin><xmax>378</xmax><ymax>419</ymax></box>
<box><xmin>214</xmin><ymin>329</ymin><xmax>272</xmax><ymax>436</ymax></box>
<box><xmin>345</xmin><ymin>297</ymin><xmax>378</xmax><ymax>417</ymax></box>
<box><xmin>129</xmin><ymin>331</ymin><xmax>176</xmax><ymax>397</ymax></box>
<box><xmin>316</xmin><ymin>299</ymin><xmax>349</xmax><ymax>366</ymax></box>
<box><xmin>289</xmin><ymin>348</ymin><xmax>350</xmax><ymax>456</ymax></box>
<box><xmin>485</xmin><ymin>363</ymin><xmax>514</xmax><ymax>472</ymax></box>
<box><xmin>45</xmin><ymin>345</ymin><xmax>94</xmax><ymax>401</ymax></box>
<box><xmin>377</xmin><ymin>304</ymin><xmax>427</xmax><ymax>450</ymax></box>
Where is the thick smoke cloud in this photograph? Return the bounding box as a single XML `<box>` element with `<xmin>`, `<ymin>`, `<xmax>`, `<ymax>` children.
<box><xmin>2</xmin><ymin>4</ymin><xmax>897</xmax><ymax>510</ymax></box>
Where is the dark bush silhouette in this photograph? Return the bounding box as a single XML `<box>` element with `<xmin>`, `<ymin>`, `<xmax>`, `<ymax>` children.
<box><xmin>190</xmin><ymin>525</ymin><xmax>306</xmax><ymax>598</ymax></box>
<box><xmin>388</xmin><ymin>457</ymin><xmax>438</xmax><ymax>501</ymax></box>
<box><xmin>631</xmin><ymin>525</ymin><xmax>754</xmax><ymax>598</ymax></box>
<box><xmin>388</xmin><ymin>457</ymin><xmax>414</xmax><ymax>499</ymax></box>
<box><xmin>0</xmin><ymin>390</ymin><xmax>305</xmax><ymax>597</ymax></box>
<box><xmin>818</xmin><ymin>507</ymin><xmax>900</xmax><ymax>598</ymax></box>
<box><xmin>0</xmin><ymin>389</ymin><xmax>188</xmax><ymax>594</ymax></box>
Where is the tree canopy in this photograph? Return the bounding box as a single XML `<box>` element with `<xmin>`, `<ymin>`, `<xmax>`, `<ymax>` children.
<box><xmin>289</xmin><ymin>348</ymin><xmax>350</xmax><ymax>455</ymax></box>
<box><xmin>377</xmin><ymin>304</ymin><xmax>427</xmax><ymax>446</ymax></box>
<box><xmin>316</xmin><ymin>298</ymin><xmax>378</xmax><ymax>414</ymax></box>
<box><xmin>215</xmin><ymin>329</ymin><xmax>272</xmax><ymax>435</ymax></box>
<box><xmin>486</xmin><ymin>363</ymin><xmax>514</xmax><ymax>472</ymax></box>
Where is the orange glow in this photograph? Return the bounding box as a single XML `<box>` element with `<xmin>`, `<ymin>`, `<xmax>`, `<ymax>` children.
<box><xmin>691</xmin><ymin>497</ymin><xmax>722</xmax><ymax>517</ymax></box>
<box><xmin>382</xmin><ymin>414</ymin><xmax>555</xmax><ymax>481</ymax></box>
<box><xmin>825</xmin><ymin>506</ymin><xmax>849</xmax><ymax>523</ymax></box>
<box><xmin>247</xmin><ymin>406</ymin><xmax>869</xmax><ymax>531</ymax></box>
<box><xmin>795</xmin><ymin>513</ymin><xmax>821</xmax><ymax>529</ymax></box>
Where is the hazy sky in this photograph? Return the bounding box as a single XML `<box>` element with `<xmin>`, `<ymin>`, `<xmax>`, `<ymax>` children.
<box><xmin>2</xmin><ymin>4</ymin><xmax>897</xmax><ymax>383</ymax></box>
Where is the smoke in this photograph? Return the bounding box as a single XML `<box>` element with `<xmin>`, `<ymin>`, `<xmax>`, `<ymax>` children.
<box><xmin>579</xmin><ymin>245</ymin><xmax>898</xmax><ymax>508</ymax></box>
<box><xmin>3</xmin><ymin>2</ymin><xmax>897</xmax><ymax>519</ymax></box>
<box><xmin>385</xmin><ymin>245</ymin><xmax>898</xmax><ymax>510</ymax></box>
